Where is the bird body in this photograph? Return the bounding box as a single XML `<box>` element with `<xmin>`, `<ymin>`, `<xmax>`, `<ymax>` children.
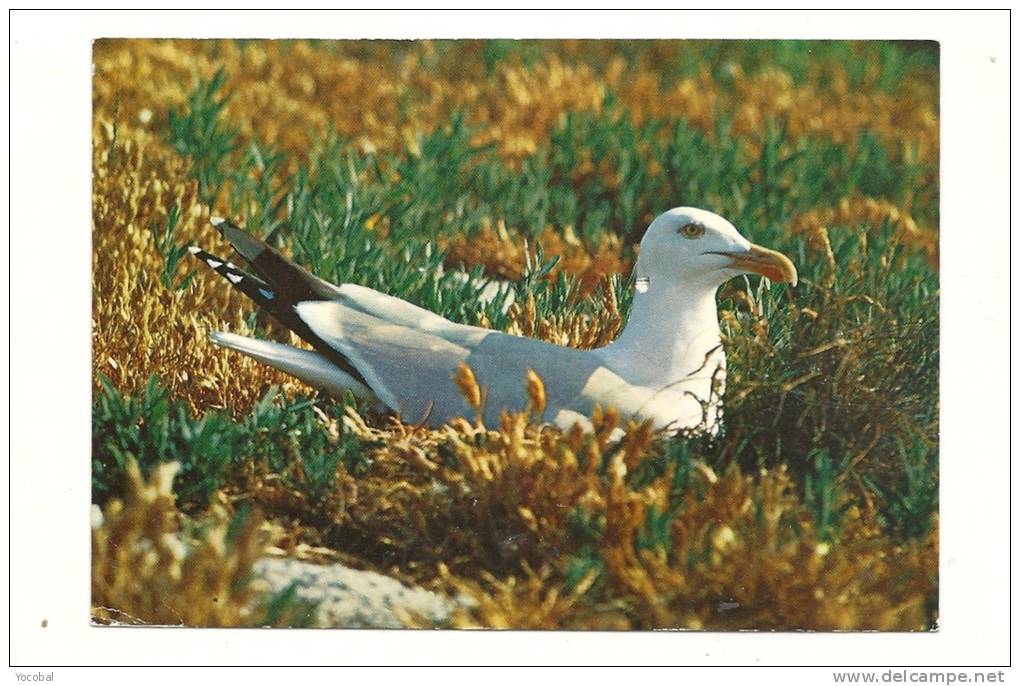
<box><xmin>193</xmin><ymin>208</ymin><xmax>796</xmax><ymax>434</ymax></box>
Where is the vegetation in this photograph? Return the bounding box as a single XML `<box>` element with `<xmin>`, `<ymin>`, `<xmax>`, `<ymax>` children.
<box><xmin>92</xmin><ymin>38</ymin><xmax>939</xmax><ymax>629</ymax></box>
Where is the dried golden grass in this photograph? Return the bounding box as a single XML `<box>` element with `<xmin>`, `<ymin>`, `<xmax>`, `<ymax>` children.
<box><xmin>91</xmin><ymin>459</ymin><xmax>266</xmax><ymax>626</ymax></box>
<box><xmin>790</xmin><ymin>195</ymin><xmax>938</xmax><ymax>266</ymax></box>
<box><xmin>504</xmin><ymin>288</ymin><xmax>625</xmax><ymax>350</ymax></box>
<box><xmin>93</xmin><ymin>390</ymin><xmax>934</xmax><ymax>629</ymax></box>
<box><xmin>93</xmin><ymin>39</ymin><xmax>937</xmax><ymax>166</ymax></box>
<box><xmin>91</xmin><ymin>125</ymin><xmax>315</xmax><ymax>414</ymax></box>
<box><xmin>335</xmin><ymin>405</ymin><xmax>935</xmax><ymax>630</ymax></box>
<box><xmin>726</xmin><ymin>64</ymin><xmax>938</xmax><ymax>161</ymax></box>
<box><xmin>441</xmin><ymin>220</ymin><xmax>630</xmax><ymax>293</ymax></box>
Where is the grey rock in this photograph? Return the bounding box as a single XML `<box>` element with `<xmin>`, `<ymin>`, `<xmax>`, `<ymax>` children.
<box><xmin>252</xmin><ymin>557</ymin><xmax>461</xmax><ymax>628</ymax></box>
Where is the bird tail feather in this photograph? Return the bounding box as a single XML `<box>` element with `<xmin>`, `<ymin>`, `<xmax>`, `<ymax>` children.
<box><xmin>211</xmin><ymin>217</ymin><xmax>344</xmax><ymax>302</ymax></box>
<box><xmin>189</xmin><ymin>244</ymin><xmax>370</xmax><ymax>388</ymax></box>
<box><xmin>209</xmin><ymin>331</ymin><xmax>378</xmax><ymax>403</ymax></box>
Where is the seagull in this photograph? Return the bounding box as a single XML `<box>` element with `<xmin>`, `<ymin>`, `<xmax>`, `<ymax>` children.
<box><xmin>190</xmin><ymin>208</ymin><xmax>796</xmax><ymax>434</ymax></box>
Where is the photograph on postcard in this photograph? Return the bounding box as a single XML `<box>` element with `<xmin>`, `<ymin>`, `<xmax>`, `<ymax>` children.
<box><xmin>91</xmin><ymin>38</ymin><xmax>938</xmax><ymax>630</ymax></box>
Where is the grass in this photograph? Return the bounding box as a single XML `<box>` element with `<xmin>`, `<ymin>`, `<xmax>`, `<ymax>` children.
<box><xmin>91</xmin><ymin>38</ymin><xmax>939</xmax><ymax>630</ymax></box>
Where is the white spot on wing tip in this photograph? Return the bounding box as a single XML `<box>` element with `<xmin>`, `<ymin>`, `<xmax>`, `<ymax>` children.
<box><xmin>206</xmin><ymin>258</ymin><xmax>223</xmax><ymax>268</ymax></box>
<box><xmin>226</xmin><ymin>273</ymin><xmax>243</xmax><ymax>284</ymax></box>
<box><xmin>188</xmin><ymin>245</ymin><xmax>201</xmax><ymax>254</ymax></box>
<box><xmin>210</xmin><ymin>216</ymin><xmax>226</xmax><ymax>227</ymax></box>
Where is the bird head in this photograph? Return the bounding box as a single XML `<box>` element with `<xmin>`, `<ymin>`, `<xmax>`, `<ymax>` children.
<box><xmin>635</xmin><ymin>207</ymin><xmax>798</xmax><ymax>291</ymax></box>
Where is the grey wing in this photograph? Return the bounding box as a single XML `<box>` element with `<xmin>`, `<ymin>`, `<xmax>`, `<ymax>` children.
<box><xmin>294</xmin><ymin>300</ymin><xmax>485</xmax><ymax>424</ymax></box>
<box><xmin>295</xmin><ymin>301</ymin><xmax>642</xmax><ymax>428</ymax></box>
<box><xmin>332</xmin><ymin>283</ymin><xmax>491</xmax><ymax>349</ymax></box>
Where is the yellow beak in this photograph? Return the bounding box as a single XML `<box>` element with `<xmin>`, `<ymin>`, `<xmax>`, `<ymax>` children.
<box><xmin>720</xmin><ymin>243</ymin><xmax>798</xmax><ymax>286</ymax></box>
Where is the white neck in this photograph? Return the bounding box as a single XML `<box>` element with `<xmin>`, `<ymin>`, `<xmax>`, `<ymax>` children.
<box><xmin>599</xmin><ymin>278</ymin><xmax>723</xmax><ymax>389</ymax></box>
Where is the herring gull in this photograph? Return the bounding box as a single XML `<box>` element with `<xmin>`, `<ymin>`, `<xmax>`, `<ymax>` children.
<box><xmin>190</xmin><ymin>208</ymin><xmax>796</xmax><ymax>434</ymax></box>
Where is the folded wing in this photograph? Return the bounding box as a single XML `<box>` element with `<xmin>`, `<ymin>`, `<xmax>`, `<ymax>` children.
<box><xmin>294</xmin><ymin>301</ymin><xmax>667</xmax><ymax>429</ymax></box>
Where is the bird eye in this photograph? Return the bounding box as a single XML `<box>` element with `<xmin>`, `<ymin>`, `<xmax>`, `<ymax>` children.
<box><xmin>679</xmin><ymin>223</ymin><xmax>705</xmax><ymax>239</ymax></box>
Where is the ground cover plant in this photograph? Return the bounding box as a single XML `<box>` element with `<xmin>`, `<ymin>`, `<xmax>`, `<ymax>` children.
<box><xmin>91</xmin><ymin>38</ymin><xmax>939</xmax><ymax>629</ymax></box>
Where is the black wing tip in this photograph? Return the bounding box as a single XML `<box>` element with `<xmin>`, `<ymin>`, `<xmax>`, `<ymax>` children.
<box><xmin>191</xmin><ymin>246</ymin><xmax>284</xmax><ymax>310</ymax></box>
<box><xmin>210</xmin><ymin>216</ymin><xmax>268</xmax><ymax>263</ymax></box>
<box><xmin>188</xmin><ymin>245</ymin><xmax>220</xmax><ymax>264</ymax></box>
<box><xmin>190</xmin><ymin>241</ymin><xmax>370</xmax><ymax>390</ymax></box>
